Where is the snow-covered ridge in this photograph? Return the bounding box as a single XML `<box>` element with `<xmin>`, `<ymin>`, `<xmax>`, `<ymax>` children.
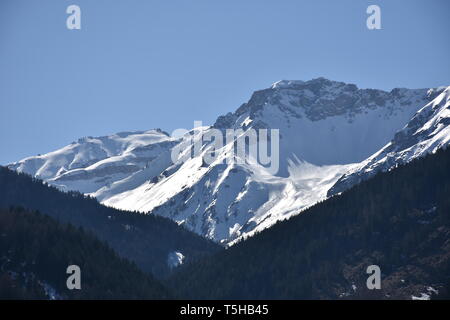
<box><xmin>216</xmin><ymin>77</ymin><xmax>429</xmax><ymax>128</ymax></box>
<box><xmin>328</xmin><ymin>86</ymin><xmax>450</xmax><ymax>196</ymax></box>
<box><xmin>7</xmin><ymin>79</ymin><xmax>449</xmax><ymax>245</ymax></box>
<box><xmin>8</xmin><ymin>129</ymin><xmax>176</xmax><ymax>195</ymax></box>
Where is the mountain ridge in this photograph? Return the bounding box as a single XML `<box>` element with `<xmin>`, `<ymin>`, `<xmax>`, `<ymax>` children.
<box><xmin>328</xmin><ymin>86</ymin><xmax>450</xmax><ymax>196</ymax></box>
<box><xmin>0</xmin><ymin>166</ymin><xmax>221</xmax><ymax>277</ymax></box>
<box><xmin>167</xmin><ymin>147</ymin><xmax>450</xmax><ymax>299</ymax></box>
<box><xmin>7</xmin><ymin>78</ymin><xmax>450</xmax><ymax>244</ymax></box>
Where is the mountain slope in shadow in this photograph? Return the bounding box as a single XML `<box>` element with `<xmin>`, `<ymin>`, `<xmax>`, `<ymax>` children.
<box><xmin>0</xmin><ymin>207</ymin><xmax>172</xmax><ymax>299</ymax></box>
<box><xmin>168</xmin><ymin>148</ymin><xmax>450</xmax><ymax>299</ymax></box>
<box><xmin>0</xmin><ymin>167</ymin><xmax>222</xmax><ymax>279</ymax></box>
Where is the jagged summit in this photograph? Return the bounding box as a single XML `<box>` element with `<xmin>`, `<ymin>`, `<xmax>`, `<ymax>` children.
<box><xmin>329</xmin><ymin>85</ymin><xmax>450</xmax><ymax>196</ymax></box>
<box><xmin>8</xmin><ymin>80</ymin><xmax>450</xmax><ymax>244</ymax></box>
<box><xmin>271</xmin><ymin>79</ymin><xmax>306</xmax><ymax>89</ymax></box>
<box><xmin>215</xmin><ymin>78</ymin><xmax>429</xmax><ymax>132</ymax></box>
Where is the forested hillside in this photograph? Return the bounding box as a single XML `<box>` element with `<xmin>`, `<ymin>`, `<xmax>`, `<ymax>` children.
<box><xmin>0</xmin><ymin>207</ymin><xmax>171</xmax><ymax>299</ymax></box>
<box><xmin>168</xmin><ymin>148</ymin><xmax>450</xmax><ymax>299</ymax></box>
<box><xmin>0</xmin><ymin>168</ymin><xmax>222</xmax><ymax>278</ymax></box>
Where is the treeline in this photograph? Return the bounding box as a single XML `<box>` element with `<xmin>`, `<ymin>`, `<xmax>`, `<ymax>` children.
<box><xmin>0</xmin><ymin>207</ymin><xmax>171</xmax><ymax>299</ymax></box>
<box><xmin>0</xmin><ymin>167</ymin><xmax>221</xmax><ymax>278</ymax></box>
<box><xmin>2</xmin><ymin>147</ymin><xmax>449</xmax><ymax>299</ymax></box>
<box><xmin>168</xmin><ymin>148</ymin><xmax>450</xmax><ymax>299</ymax></box>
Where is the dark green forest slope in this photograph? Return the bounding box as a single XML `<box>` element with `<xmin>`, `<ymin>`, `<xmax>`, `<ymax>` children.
<box><xmin>0</xmin><ymin>168</ymin><xmax>221</xmax><ymax>278</ymax></box>
<box><xmin>168</xmin><ymin>148</ymin><xmax>450</xmax><ymax>299</ymax></box>
<box><xmin>2</xmin><ymin>148</ymin><xmax>449</xmax><ymax>300</ymax></box>
<box><xmin>0</xmin><ymin>207</ymin><xmax>171</xmax><ymax>299</ymax></box>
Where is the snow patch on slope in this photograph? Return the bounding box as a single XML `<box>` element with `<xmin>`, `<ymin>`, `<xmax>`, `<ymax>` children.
<box><xmin>8</xmin><ymin>79</ymin><xmax>448</xmax><ymax>245</ymax></box>
<box><xmin>328</xmin><ymin>86</ymin><xmax>450</xmax><ymax>196</ymax></box>
<box><xmin>167</xmin><ymin>251</ymin><xmax>185</xmax><ymax>269</ymax></box>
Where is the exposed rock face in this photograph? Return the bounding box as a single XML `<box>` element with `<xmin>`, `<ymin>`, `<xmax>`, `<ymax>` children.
<box><xmin>8</xmin><ymin>79</ymin><xmax>449</xmax><ymax>245</ymax></box>
<box><xmin>328</xmin><ymin>86</ymin><xmax>450</xmax><ymax>196</ymax></box>
<box><xmin>215</xmin><ymin>78</ymin><xmax>429</xmax><ymax>127</ymax></box>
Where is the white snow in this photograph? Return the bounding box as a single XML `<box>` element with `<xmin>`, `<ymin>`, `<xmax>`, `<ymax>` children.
<box><xmin>411</xmin><ymin>293</ymin><xmax>431</xmax><ymax>300</ymax></box>
<box><xmin>330</xmin><ymin>86</ymin><xmax>450</xmax><ymax>195</ymax></box>
<box><xmin>8</xmin><ymin>80</ymin><xmax>450</xmax><ymax>245</ymax></box>
<box><xmin>167</xmin><ymin>251</ymin><xmax>185</xmax><ymax>268</ymax></box>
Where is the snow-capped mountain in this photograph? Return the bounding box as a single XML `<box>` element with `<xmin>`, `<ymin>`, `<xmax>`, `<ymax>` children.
<box><xmin>8</xmin><ymin>78</ymin><xmax>449</xmax><ymax>245</ymax></box>
<box><xmin>328</xmin><ymin>86</ymin><xmax>450</xmax><ymax>196</ymax></box>
<box><xmin>9</xmin><ymin>129</ymin><xmax>177</xmax><ymax>195</ymax></box>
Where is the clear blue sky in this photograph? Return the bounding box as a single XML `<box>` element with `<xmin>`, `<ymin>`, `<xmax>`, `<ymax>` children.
<box><xmin>1</xmin><ymin>0</ymin><xmax>449</xmax><ymax>164</ymax></box>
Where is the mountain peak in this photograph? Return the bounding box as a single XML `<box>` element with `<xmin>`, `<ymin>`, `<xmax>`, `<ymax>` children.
<box><xmin>270</xmin><ymin>77</ymin><xmax>352</xmax><ymax>91</ymax></box>
<box><xmin>271</xmin><ymin>79</ymin><xmax>305</xmax><ymax>89</ymax></box>
<box><xmin>7</xmin><ymin>80</ymin><xmax>449</xmax><ymax>245</ymax></box>
<box><xmin>215</xmin><ymin>78</ymin><xmax>430</xmax><ymax>129</ymax></box>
